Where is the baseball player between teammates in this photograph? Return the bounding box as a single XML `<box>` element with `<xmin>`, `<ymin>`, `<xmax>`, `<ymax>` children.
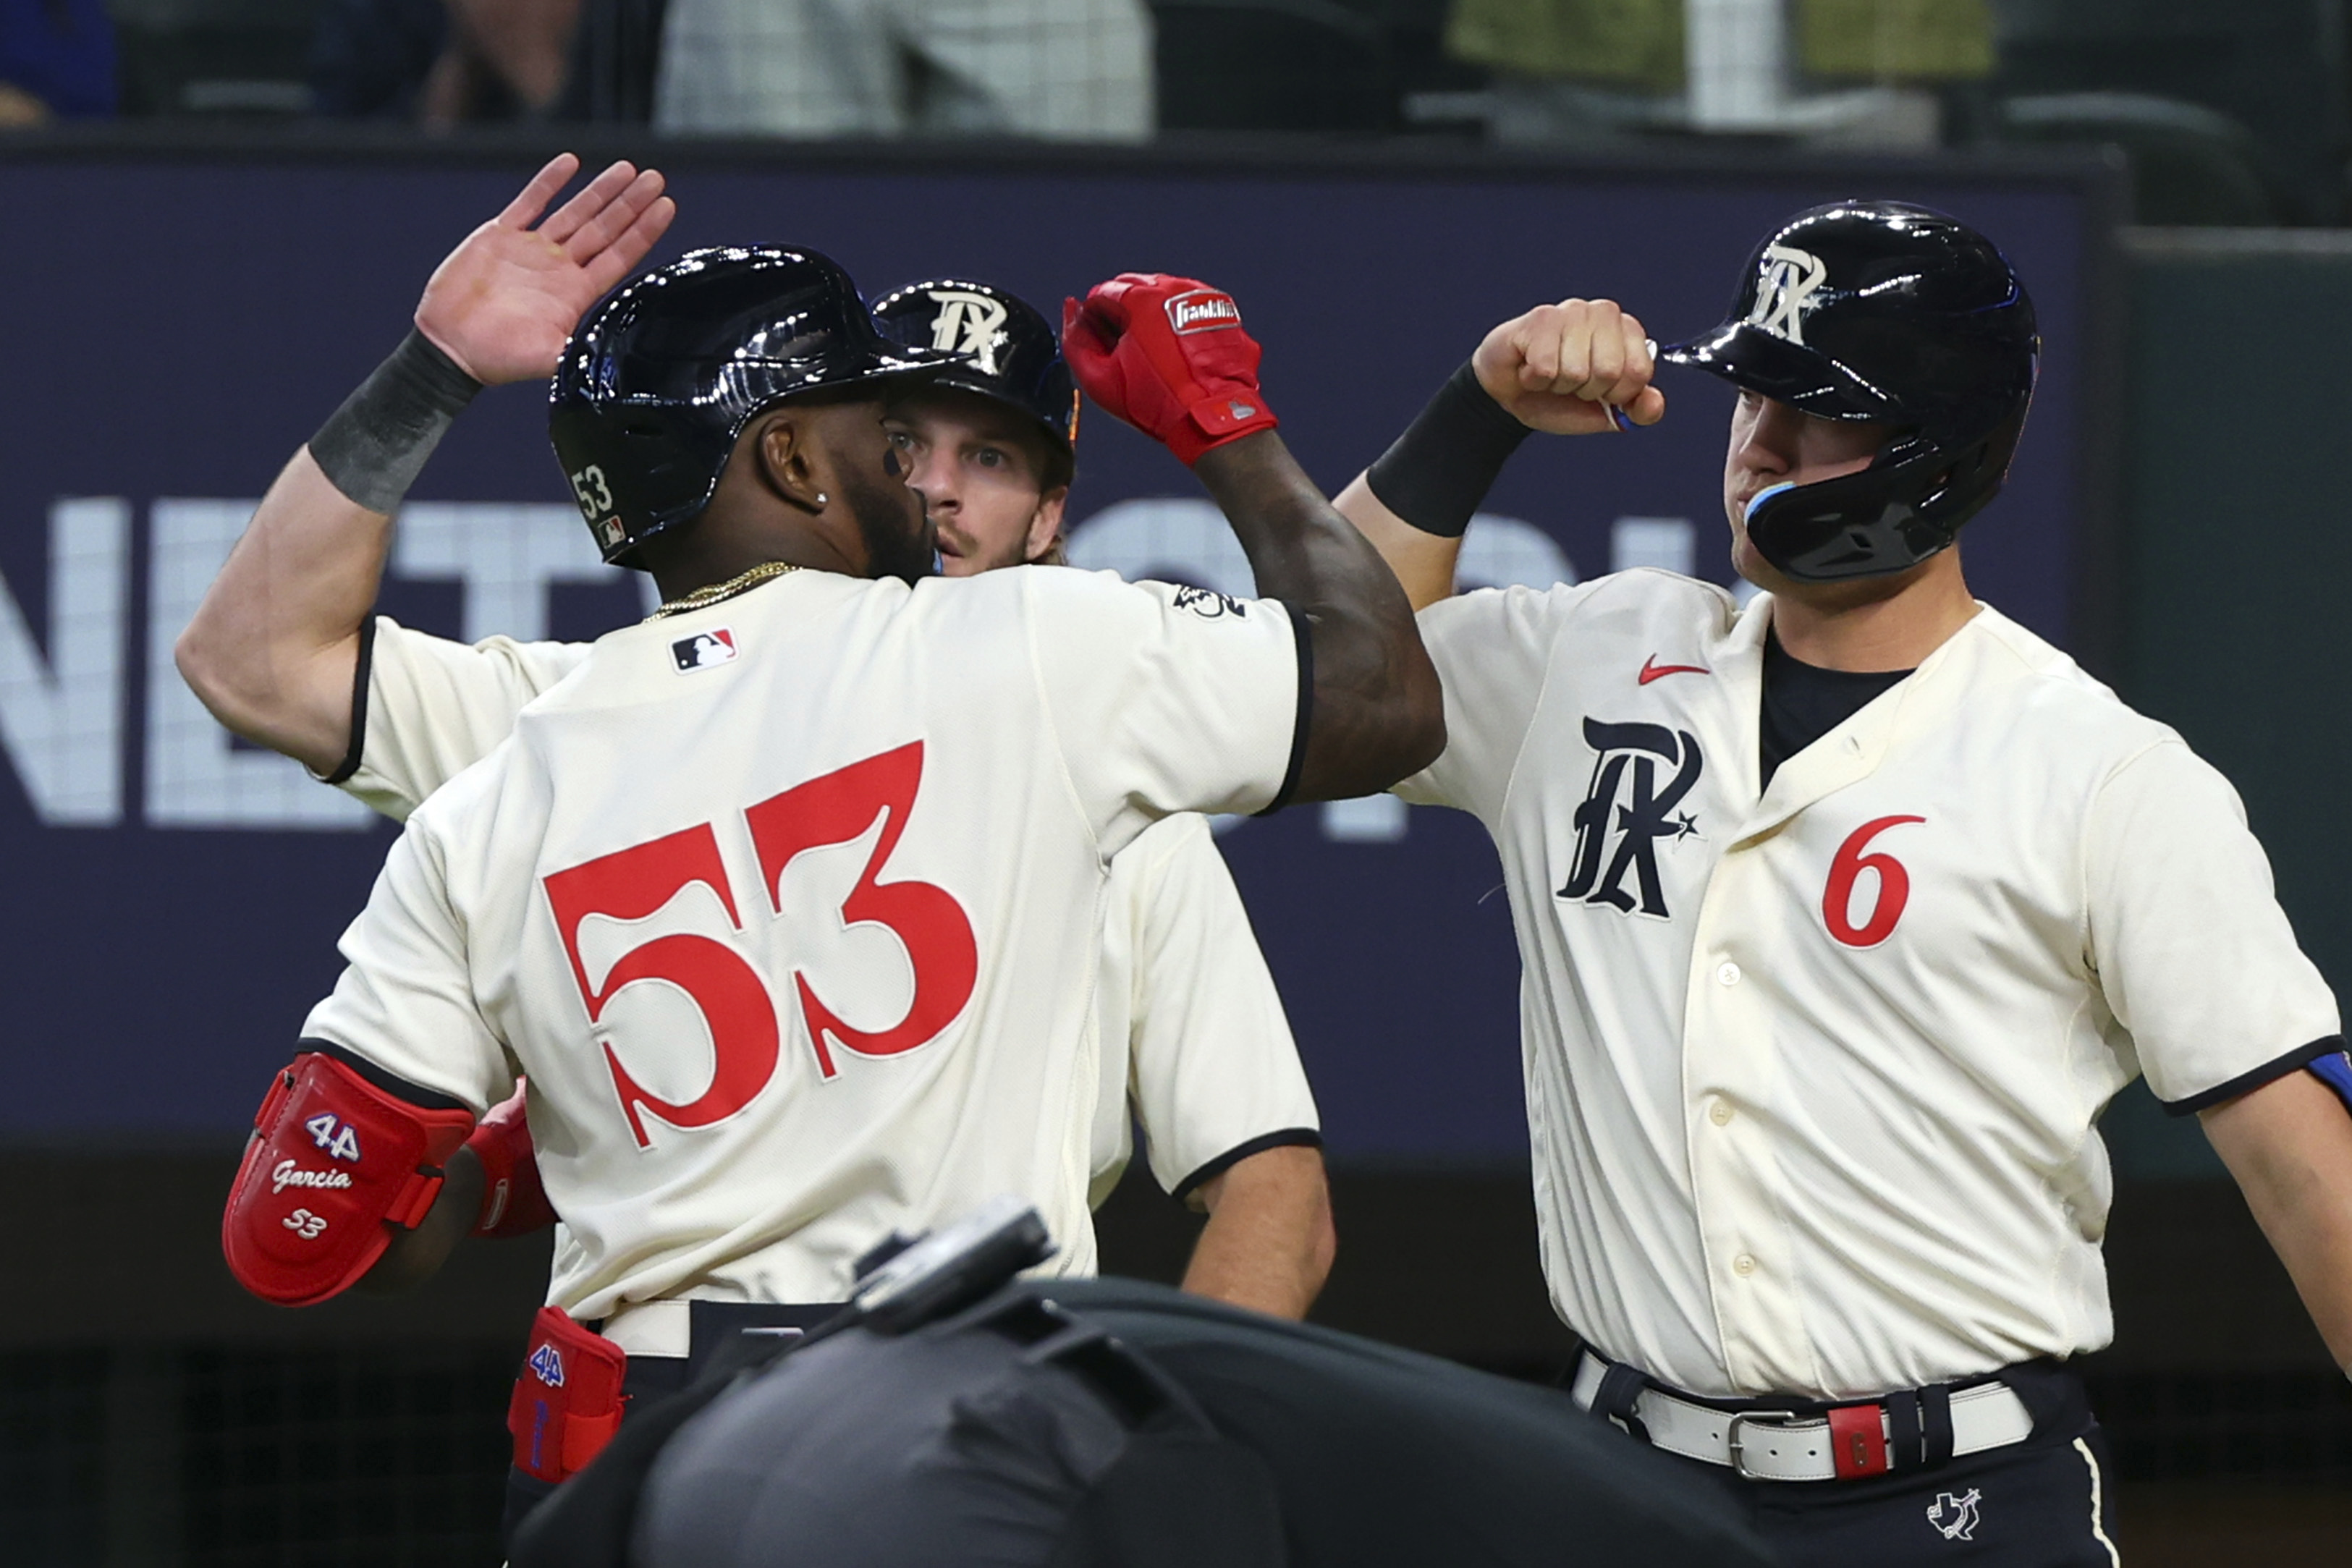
<box><xmin>184</xmin><ymin>158</ymin><xmax>1415</xmax><ymax>1536</ymax></box>
<box><xmin>181</xmin><ymin>158</ymin><xmax>1332</xmax><ymax>1334</ymax></box>
<box><xmin>1337</xmin><ymin>200</ymin><xmax>2352</xmax><ymax>1561</ymax></box>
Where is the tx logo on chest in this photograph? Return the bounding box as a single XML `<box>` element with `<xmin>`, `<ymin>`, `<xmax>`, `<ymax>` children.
<box><xmin>1560</xmin><ymin>718</ymin><xmax>1704</xmax><ymax>919</ymax></box>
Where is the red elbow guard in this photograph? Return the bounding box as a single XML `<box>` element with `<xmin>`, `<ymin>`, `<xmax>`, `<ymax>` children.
<box><xmin>468</xmin><ymin>1080</ymin><xmax>557</xmax><ymax>1239</ymax></box>
<box><xmin>221</xmin><ymin>1052</ymin><xmax>475</xmax><ymax>1307</ymax></box>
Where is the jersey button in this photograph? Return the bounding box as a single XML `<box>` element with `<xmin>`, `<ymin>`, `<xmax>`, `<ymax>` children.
<box><xmin>1715</xmin><ymin>961</ymin><xmax>1743</xmax><ymax>987</ymax></box>
<box><xmin>1733</xmin><ymin>1253</ymin><xmax>1757</xmax><ymax>1276</ymax></box>
<box><xmin>1709</xmin><ymin>1099</ymin><xmax>1734</xmax><ymax>1126</ymax></box>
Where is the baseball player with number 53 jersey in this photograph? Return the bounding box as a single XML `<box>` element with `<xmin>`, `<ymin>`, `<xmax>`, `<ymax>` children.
<box><xmin>1339</xmin><ymin>200</ymin><xmax>2352</xmax><ymax>1564</ymax></box>
<box><xmin>178</xmin><ymin>158</ymin><xmax>1334</xmax><ymax>1336</ymax></box>
<box><xmin>207</xmin><ymin>195</ymin><xmax>1440</xmax><ymax>1539</ymax></box>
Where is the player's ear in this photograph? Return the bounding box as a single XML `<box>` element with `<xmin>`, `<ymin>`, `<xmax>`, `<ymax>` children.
<box><xmin>1023</xmin><ymin>486</ymin><xmax>1068</xmax><ymax>565</ymax></box>
<box><xmin>752</xmin><ymin>412</ymin><xmax>826</xmax><ymax>513</ymax></box>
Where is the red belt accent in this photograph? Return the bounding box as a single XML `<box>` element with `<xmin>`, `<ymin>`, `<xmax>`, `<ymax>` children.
<box><xmin>1827</xmin><ymin>1403</ymin><xmax>1890</xmax><ymax>1479</ymax></box>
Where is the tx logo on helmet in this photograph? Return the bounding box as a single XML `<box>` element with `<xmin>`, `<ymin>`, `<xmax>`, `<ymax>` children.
<box><xmin>926</xmin><ymin>290</ymin><xmax>1010</xmax><ymax>373</ymax></box>
<box><xmin>1747</xmin><ymin>243</ymin><xmax>1829</xmax><ymax>347</ymax></box>
<box><xmin>1559</xmin><ymin>719</ymin><xmax>1704</xmax><ymax>920</ymax></box>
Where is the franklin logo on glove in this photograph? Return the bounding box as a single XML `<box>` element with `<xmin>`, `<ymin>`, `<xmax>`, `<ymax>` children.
<box><xmin>1165</xmin><ymin>291</ymin><xmax>1242</xmax><ymax>334</ymax></box>
<box><xmin>1063</xmin><ymin>273</ymin><xmax>1280</xmax><ymax>467</ymax></box>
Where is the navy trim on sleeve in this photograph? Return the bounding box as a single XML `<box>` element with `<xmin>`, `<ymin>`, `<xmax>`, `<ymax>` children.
<box><xmin>2160</xmin><ymin>1035</ymin><xmax>2346</xmax><ymax>1116</ymax></box>
<box><xmin>1253</xmin><ymin>601</ymin><xmax>1314</xmax><ymax>817</ymax></box>
<box><xmin>299</xmin><ymin>1038</ymin><xmax>470</xmax><ymax>1113</ymax></box>
<box><xmin>318</xmin><ymin>614</ymin><xmax>377</xmax><ymax>787</ymax></box>
<box><xmin>2312</xmin><ymin>1050</ymin><xmax>2352</xmax><ymax>1114</ymax></box>
<box><xmin>1172</xmin><ymin>1127</ymin><xmax>1324</xmax><ymax>1204</ymax></box>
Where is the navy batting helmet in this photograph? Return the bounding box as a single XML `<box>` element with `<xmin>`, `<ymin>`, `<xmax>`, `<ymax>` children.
<box><xmin>551</xmin><ymin>245</ymin><xmax>947</xmax><ymax>567</ymax></box>
<box><xmin>868</xmin><ymin>279</ymin><xmax>1078</xmax><ymax>454</ymax></box>
<box><xmin>1661</xmin><ymin>201</ymin><xmax>2039</xmax><ymax>582</ymax></box>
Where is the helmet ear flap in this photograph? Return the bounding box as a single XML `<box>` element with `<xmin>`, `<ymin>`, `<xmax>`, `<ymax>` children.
<box><xmin>1746</xmin><ymin>405</ymin><xmax>2023</xmax><ymax>584</ymax></box>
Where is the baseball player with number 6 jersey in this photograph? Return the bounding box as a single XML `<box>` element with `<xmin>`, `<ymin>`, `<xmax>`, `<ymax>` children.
<box><xmin>1338</xmin><ymin>200</ymin><xmax>2352</xmax><ymax>1564</ymax></box>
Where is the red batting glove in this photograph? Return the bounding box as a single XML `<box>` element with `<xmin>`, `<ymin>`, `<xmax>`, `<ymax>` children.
<box><xmin>1061</xmin><ymin>274</ymin><xmax>1279</xmax><ymax>465</ymax></box>
<box><xmin>468</xmin><ymin>1080</ymin><xmax>557</xmax><ymax>1239</ymax></box>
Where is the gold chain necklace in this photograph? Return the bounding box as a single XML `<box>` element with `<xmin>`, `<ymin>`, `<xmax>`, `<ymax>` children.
<box><xmin>647</xmin><ymin>560</ymin><xmax>801</xmax><ymax>621</ymax></box>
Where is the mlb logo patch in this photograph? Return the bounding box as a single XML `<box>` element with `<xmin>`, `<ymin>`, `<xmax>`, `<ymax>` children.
<box><xmin>593</xmin><ymin>515</ymin><xmax>627</xmax><ymax>552</ymax></box>
<box><xmin>528</xmin><ymin>1342</ymin><xmax>565</xmax><ymax>1388</ymax></box>
<box><xmin>1164</xmin><ymin>289</ymin><xmax>1241</xmax><ymax>335</ymax></box>
<box><xmin>671</xmin><ymin>628</ymin><xmax>738</xmax><ymax>672</ymax></box>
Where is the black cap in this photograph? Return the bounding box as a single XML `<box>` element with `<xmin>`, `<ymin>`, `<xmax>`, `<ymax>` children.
<box><xmin>1662</xmin><ymin>201</ymin><xmax>2039</xmax><ymax>582</ymax></box>
<box><xmin>550</xmin><ymin>245</ymin><xmax>948</xmax><ymax>567</ymax></box>
<box><xmin>869</xmin><ymin>279</ymin><xmax>1078</xmax><ymax>452</ymax></box>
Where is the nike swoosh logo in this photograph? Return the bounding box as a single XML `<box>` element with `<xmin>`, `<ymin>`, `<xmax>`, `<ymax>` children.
<box><xmin>1638</xmin><ymin>656</ymin><xmax>1712</xmax><ymax>685</ymax></box>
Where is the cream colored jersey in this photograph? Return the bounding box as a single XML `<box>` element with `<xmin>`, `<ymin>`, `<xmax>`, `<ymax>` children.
<box><xmin>1085</xmin><ymin>810</ymin><xmax>1318</xmax><ymax>1207</ymax></box>
<box><xmin>304</xmin><ymin>567</ymin><xmax>1303</xmax><ymax>1320</ymax></box>
<box><xmin>337</xmin><ymin>616</ymin><xmax>1321</xmax><ymax>1207</ymax></box>
<box><xmin>1396</xmin><ymin>569</ymin><xmax>2340</xmax><ymax>1400</ymax></box>
<box><xmin>325</xmin><ymin>619</ymin><xmax>591</xmax><ymax>822</ymax></box>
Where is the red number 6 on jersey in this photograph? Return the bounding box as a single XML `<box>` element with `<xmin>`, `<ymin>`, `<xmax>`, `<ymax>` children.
<box><xmin>1822</xmin><ymin>815</ymin><xmax>1926</xmax><ymax>949</ymax></box>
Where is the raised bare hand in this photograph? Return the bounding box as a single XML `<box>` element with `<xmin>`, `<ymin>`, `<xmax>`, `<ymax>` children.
<box><xmin>1471</xmin><ymin>299</ymin><xmax>1665</xmax><ymax>436</ymax></box>
<box><xmin>413</xmin><ymin>154</ymin><xmax>676</xmax><ymax>386</ymax></box>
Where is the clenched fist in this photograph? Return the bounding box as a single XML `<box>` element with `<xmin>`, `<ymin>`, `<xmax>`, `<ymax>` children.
<box><xmin>1062</xmin><ymin>274</ymin><xmax>1279</xmax><ymax>465</ymax></box>
<box><xmin>1473</xmin><ymin>298</ymin><xmax>1664</xmax><ymax>436</ymax></box>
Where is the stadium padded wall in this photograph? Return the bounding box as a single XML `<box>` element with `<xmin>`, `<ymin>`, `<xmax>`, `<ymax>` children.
<box><xmin>2103</xmin><ymin>229</ymin><xmax>2352</xmax><ymax>1179</ymax></box>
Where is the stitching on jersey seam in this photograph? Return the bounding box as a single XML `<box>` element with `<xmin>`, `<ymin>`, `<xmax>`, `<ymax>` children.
<box><xmin>1023</xmin><ymin>570</ymin><xmax>1106</xmax><ymax>864</ymax></box>
<box><xmin>2077</xmin><ymin>737</ymin><xmax>2180</xmax><ymax>983</ymax></box>
<box><xmin>1489</xmin><ymin>577</ymin><xmax>1596</xmax><ymax>831</ymax></box>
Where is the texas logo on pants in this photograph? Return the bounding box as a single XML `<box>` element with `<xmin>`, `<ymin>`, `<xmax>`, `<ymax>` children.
<box><xmin>1926</xmin><ymin>1488</ymin><xmax>1982</xmax><ymax>1541</ymax></box>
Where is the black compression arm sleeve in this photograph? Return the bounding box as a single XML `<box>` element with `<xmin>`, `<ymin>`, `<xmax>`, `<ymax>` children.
<box><xmin>308</xmin><ymin>331</ymin><xmax>481</xmax><ymax>514</ymax></box>
<box><xmin>1363</xmin><ymin>360</ymin><xmax>1532</xmax><ymax>539</ymax></box>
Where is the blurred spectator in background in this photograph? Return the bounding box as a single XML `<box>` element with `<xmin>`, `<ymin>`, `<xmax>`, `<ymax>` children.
<box><xmin>653</xmin><ymin>0</ymin><xmax>1152</xmax><ymax>139</ymax></box>
<box><xmin>313</xmin><ymin>0</ymin><xmax>578</xmax><ymax>124</ymax></box>
<box><xmin>0</xmin><ymin>0</ymin><xmax>117</xmax><ymax>122</ymax></box>
<box><xmin>1442</xmin><ymin>0</ymin><xmax>1987</xmax><ymax>146</ymax></box>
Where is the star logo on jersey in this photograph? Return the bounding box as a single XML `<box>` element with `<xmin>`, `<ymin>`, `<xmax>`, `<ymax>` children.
<box><xmin>1559</xmin><ymin>718</ymin><xmax>1704</xmax><ymax>920</ymax></box>
<box><xmin>1926</xmin><ymin>1488</ymin><xmax>1981</xmax><ymax>1542</ymax></box>
<box><xmin>671</xmin><ymin>628</ymin><xmax>738</xmax><ymax>672</ymax></box>
<box><xmin>1638</xmin><ymin>655</ymin><xmax>1711</xmax><ymax>685</ymax></box>
<box><xmin>1172</xmin><ymin>585</ymin><xmax>1248</xmax><ymax>620</ymax></box>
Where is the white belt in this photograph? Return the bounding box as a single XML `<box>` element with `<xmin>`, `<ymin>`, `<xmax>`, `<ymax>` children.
<box><xmin>1570</xmin><ymin>1352</ymin><xmax>2036</xmax><ymax>1483</ymax></box>
<box><xmin>598</xmin><ymin>1299</ymin><xmax>694</xmax><ymax>1360</ymax></box>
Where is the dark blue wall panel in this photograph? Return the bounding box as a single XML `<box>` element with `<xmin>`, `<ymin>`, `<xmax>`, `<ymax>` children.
<box><xmin>0</xmin><ymin>145</ymin><xmax>2102</xmax><ymax>1154</ymax></box>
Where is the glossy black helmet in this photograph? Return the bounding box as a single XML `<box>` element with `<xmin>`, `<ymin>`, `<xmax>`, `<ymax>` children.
<box><xmin>869</xmin><ymin>279</ymin><xmax>1079</xmax><ymax>459</ymax></box>
<box><xmin>551</xmin><ymin>245</ymin><xmax>947</xmax><ymax>566</ymax></box>
<box><xmin>1661</xmin><ymin>200</ymin><xmax>2039</xmax><ymax>582</ymax></box>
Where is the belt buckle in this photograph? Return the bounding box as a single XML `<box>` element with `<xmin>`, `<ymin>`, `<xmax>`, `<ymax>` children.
<box><xmin>1725</xmin><ymin>1411</ymin><xmax>1806</xmax><ymax>1480</ymax></box>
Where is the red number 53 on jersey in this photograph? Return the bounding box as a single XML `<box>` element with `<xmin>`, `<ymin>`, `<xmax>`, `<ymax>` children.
<box><xmin>541</xmin><ymin>742</ymin><xmax>978</xmax><ymax>1148</ymax></box>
